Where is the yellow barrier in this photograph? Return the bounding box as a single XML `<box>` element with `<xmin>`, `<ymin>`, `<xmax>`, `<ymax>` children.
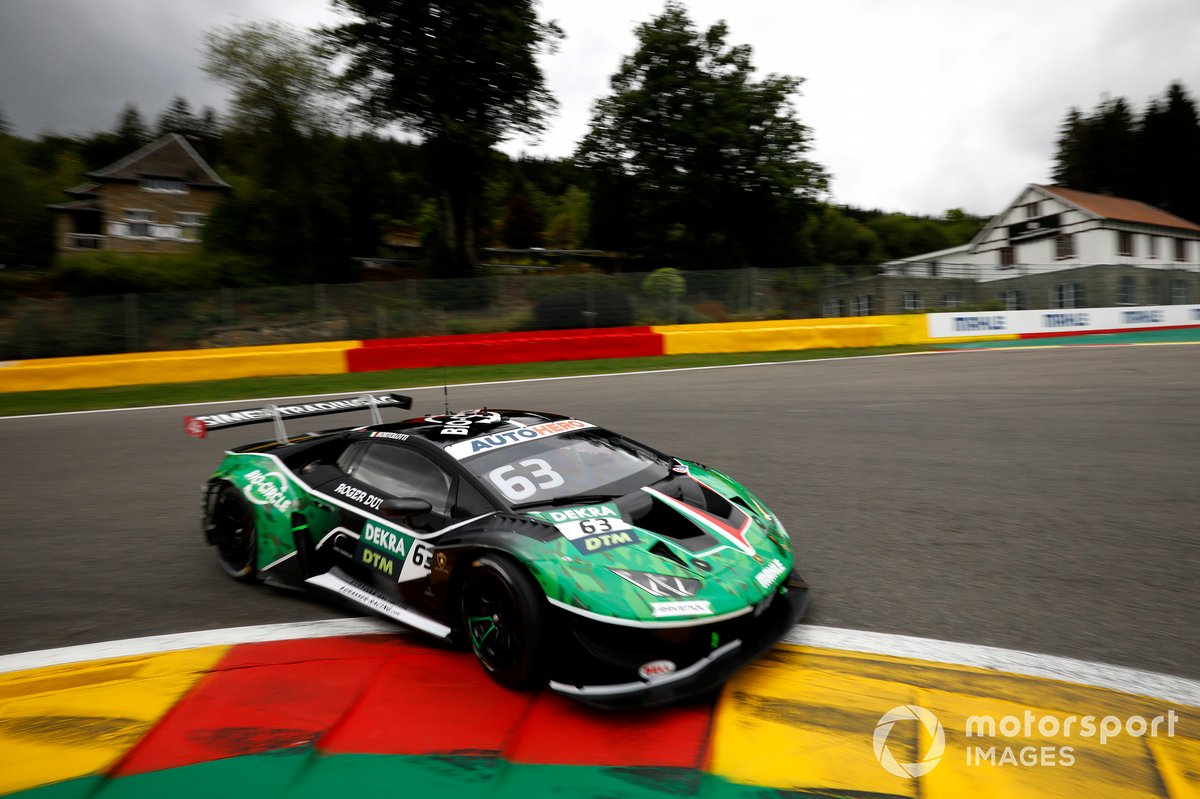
<box><xmin>653</xmin><ymin>315</ymin><xmax>931</xmax><ymax>355</ymax></box>
<box><xmin>0</xmin><ymin>341</ymin><xmax>358</xmax><ymax>392</ymax></box>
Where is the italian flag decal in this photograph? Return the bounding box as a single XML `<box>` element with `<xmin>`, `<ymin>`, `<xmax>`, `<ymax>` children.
<box><xmin>642</xmin><ymin>486</ymin><xmax>756</xmax><ymax>556</ymax></box>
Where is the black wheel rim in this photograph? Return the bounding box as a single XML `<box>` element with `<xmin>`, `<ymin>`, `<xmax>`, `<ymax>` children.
<box><xmin>464</xmin><ymin>572</ymin><xmax>520</xmax><ymax>673</ymax></box>
<box><xmin>213</xmin><ymin>493</ymin><xmax>254</xmax><ymax>571</ymax></box>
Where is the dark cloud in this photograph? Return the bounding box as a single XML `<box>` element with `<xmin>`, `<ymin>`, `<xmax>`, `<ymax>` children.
<box><xmin>0</xmin><ymin>0</ymin><xmax>336</xmax><ymax>136</ymax></box>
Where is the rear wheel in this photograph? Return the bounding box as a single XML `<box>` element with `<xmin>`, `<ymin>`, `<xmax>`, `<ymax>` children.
<box><xmin>460</xmin><ymin>554</ymin><xmax>547</xmax><ymax>690</ymax></box>
<box><xmin>207</xmin><ymin>484</ymin><xmax>259</xmax><ymax>582</ymax></box>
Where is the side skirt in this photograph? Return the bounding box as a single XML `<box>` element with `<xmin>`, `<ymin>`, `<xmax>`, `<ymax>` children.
<box><xmin>305</xmin><ymin>570</ymin><xmax>452</xmax><ymax>639</ymax></box>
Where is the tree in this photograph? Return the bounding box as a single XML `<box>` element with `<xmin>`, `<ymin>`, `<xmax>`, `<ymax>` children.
<box><xmin>114</xmin><ymin>103</ymin><xmax>150</xmax><ymax>149</ymax></box>
<box><xmin>576</xmin><ymin>2</ymin><xmax>827</xmax><ymax>267</ymax></box>
<box><xmin>0</xmin><ymin>103</ymin><xmax>10</xmax><ymax>137</ymax></box>
<box><xmin>1146</xmin><ymin>82</ymin><xmax>1200</xmax><ymax>222</ymax></box>
<box><xmin>202</xmin><ymin>22</ymin><xmax>351</xmax><ymax>281</ymax></box>
<box><xmin>156</xmin><ymin>96</ymin><xmax>198</xmax><ymax>138</ymax></box>
<box><xmin>1051</xmin><ymin>82</ymin><xmax>1200</xmax><ymax>223</ymax></box>
<box><xmin>499</xmin><ymin>180</ymin><xmax>545</xmax><ymax>248</ymax></box>
<box><xmin>325</xmin><ymin>0</ymin><xmax>562</xmax><ymax>278</ymax></box>
<box><xmin>801</xmin><ymin>206</ymin><xmax>880</xmax><ymax>267</ymax></box>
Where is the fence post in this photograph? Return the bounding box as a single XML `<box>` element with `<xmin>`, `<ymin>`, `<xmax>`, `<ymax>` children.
<box><xmin>315</xmin><ymin>283</ymin><xmax>326</xmax><ymax>324</ymax></box>
<box><xmin>124</xmin><ymin>293</ymin><xmax>140</xmax><ymax>352</ymax></box>
<box><xmin>221</xmin><ymin>286</ymin><xmax>235</xmax><ymax>327</ymax></box>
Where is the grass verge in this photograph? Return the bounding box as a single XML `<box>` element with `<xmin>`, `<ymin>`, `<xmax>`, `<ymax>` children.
<box><xmin>0</xmin><ymin>345</ymin><xmax>935</xmax><ymax>417</ymax></box>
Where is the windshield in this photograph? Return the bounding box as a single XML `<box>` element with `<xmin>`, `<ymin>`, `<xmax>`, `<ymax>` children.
<box><xmin>460</xmin><ymin>430</ymin><xmax>672</xmax><ymax>508</ymax></box>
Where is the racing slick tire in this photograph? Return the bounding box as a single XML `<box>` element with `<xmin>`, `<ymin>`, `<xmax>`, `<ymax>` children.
<box><xmin>460</xmin><ymin>554</ymin><xmax>547</xmax><ymax>690</ymax></box>
<box><xmin>206</xmin><ymin>482</ymin><xmax>260</xmax><ymax>583</ymax></box>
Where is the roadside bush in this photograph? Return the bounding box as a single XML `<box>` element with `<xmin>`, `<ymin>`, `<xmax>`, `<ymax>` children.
<box><xmin>53</xmin><ymin>251</ymin><xmax>270</xmax><ymax>295</ymax></box>
<box><xmin>418</xmin><ymin>275</ymin><xmax>498</xmax><ymax>311</ymax></box>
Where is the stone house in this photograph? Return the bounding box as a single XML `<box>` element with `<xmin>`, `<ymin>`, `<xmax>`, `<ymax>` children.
<box><xmin>51</xmin><ymin>134</ymin><xmax>230</xmax><ymax>254</ymax></box>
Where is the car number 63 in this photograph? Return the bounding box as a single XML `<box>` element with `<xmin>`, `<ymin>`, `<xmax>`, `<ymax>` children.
<box><xmin>488</xmin><ymin>458</ymin><xmax>565</xmax><ymax>501</ymax></box>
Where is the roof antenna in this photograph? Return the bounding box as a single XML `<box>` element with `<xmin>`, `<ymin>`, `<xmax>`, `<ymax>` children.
<box><xmin>443</xmin><ymin>365</ymin><xmax>450</xmax><ymax>416</ymax></box>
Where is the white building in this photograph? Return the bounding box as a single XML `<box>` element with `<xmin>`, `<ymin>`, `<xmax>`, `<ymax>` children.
<box><xmin>826</xmin><ymin>184</ymin><xmax>1200</xmax><ymax>315</ymax></box>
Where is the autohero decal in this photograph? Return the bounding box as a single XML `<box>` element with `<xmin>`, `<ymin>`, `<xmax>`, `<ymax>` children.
<box><xmin>528</xmin><ymin>503</ymin><xmax>639</xmax><ymax>554</ymax></box>
<box><xmin>332</xmin><ymin>482</ymin><xmax>385</xmax><ymax>510</ymax></box>
<box><xmin>445</xmin><ymin>419</ymin><xmax>595</xmax><ymax>460</ymax></box>
<box><xmin>242</xmin><ymin>469</ymin><xmax>294</xmax><ymax>513</ymax></box>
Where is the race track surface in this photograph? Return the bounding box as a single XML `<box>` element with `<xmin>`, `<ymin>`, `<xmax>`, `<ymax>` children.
<box><xmin>2</xmin><ymin>346</ymin><xmax>1197</xmax><ymax>678</ymax></box>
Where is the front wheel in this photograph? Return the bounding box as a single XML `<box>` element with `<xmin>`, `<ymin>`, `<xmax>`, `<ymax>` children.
<box><xmin>460</xmin><ymin>554</ymin><xmax>547</xmax><ymax>690</ymax></box>
<box><xmin>206</xmin><ymin>483</ymin><xmax>259</xmax><ymax>582</ymax></box>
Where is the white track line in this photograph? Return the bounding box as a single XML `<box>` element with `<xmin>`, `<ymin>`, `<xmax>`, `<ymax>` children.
<box><xmin>785</xmin><ymin>625</ymin><xmax>1200</xmax><ymax>708</ymax></box>
<box><xmin>2</xmin><ymin>618</ymin><xmax>1195</xmax><ymax>707</ymax></box>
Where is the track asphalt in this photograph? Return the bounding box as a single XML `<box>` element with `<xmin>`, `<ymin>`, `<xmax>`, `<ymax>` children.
<box><xmin>1</xmin><ymin>340</ymin><xmax>1198</xmax><ymax>797</ymax></box>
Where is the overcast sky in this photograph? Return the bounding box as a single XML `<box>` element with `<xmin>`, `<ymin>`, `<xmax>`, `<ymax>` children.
<box><xmin>2</xmin><ymin>0</ymin><xmax>1198</xmax><ymax>216</ymax></box>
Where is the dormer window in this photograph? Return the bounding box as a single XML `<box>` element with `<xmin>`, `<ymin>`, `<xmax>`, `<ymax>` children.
<box><xmin>143</xmin><ymin>177</ymin><xmax>186</xmax><ymax>193</ymax></box>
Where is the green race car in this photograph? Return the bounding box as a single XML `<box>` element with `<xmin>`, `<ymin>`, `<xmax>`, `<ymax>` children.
<box><xmin>187</xmin><ymin>393</ymin><xmax>808</xmax><ymax>708</ymax></box>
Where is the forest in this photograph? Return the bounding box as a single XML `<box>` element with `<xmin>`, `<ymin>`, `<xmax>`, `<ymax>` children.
<box><xmin>1</xmin><ymin>1</ymin><xmax>1195</xmax><ymax>300</ymax></box>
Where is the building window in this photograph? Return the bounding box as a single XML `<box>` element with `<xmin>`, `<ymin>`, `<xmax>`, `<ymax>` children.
<box><xmin>1055</xmin><ymin>233</ymin><xmax>1076</xmax><ymax>260</ymax></box>
<box><xmin>1147</xmin><ymin>236</ymin><xmax>1159</xmax><ymax>259</ymax></box>
<box><xmin>143</xmin><ymin>177</ymin><xmax>186</xmax><ymax>193</ymax></box>
<box><xmin>853</xmin><ymin>295</ymin><xmax>874</xmax><ymax>316</ymax></box>
<box><xmin>1053</xmin><ymin>283</ymin><xmax>1086</xmax><ymax>309</ymax></box>
<box><xmin>928</xmin><ymin>262</ymin><xmax>940</xmax><ymax>277</ymax></box>
<box><xmin>176</xmin><ymin>212</ymin><xmax>206</xmax><ymax>241</ymax></box>
<box><xmin>1001</xmin><ymin>290</ymin><xmax>1025</xmax><ymax>311</ymax></box>
<box><xmin>1117</xmin><ymin>231</ymin><xmax>1134</xmax><ymax>257</ymax></box>
<box><xmin>124</xmin><ymin>209</ymin><xmax>154</xmax><ymax>238</ymax></box>
<box><xmin>942</xmin><ymin>293</ymin><xmax>961</xmax><ymax>309</ymax></box>
<box><xmin>1025</xmin><ymin>202</ymin><xmax>1041</xmax><ymax>218</ymax></box>
<box><xmin>1172</xmin><ymin>280</ymin><xmax>1189</xmax><ymax>304</ymax></box>
<box><xmin>823</xmin><ymin>297</ymin><xmax>844</xmax><ymax>318</ymax></box>
<box><xmin>1175</xmin><ymin>238</ymin><xmax>1189</xmax><ymax>262</ymax></box>
<box><xmin>998</xmin><ymin>247</ymin><xmax>1015</xmax><ymax>268</ymax></box>
<box><xmin>901</xmin><ymin>292</ymin><xmax>923</xmax><ymax>312</ymax></box>
<box><xmin>1117</xmin><ymin>275</ymin><xmax>1136</xmax><ymax>305</ymax></box>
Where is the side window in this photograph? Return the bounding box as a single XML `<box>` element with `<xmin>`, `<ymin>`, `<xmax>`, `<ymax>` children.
<box><xmin>453</xmin><ymin>480</ymin><xmax>493</xmax><ymax>519</ymax></box>
<box><xmin>351</xmin><ymin>444</ymin><xmax>453</xmax><ymax>515</ymax></box>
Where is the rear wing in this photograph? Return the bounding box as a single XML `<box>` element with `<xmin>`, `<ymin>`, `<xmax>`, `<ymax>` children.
<box><xmin>184</xmin><ymin>393</ymin><xmax>413</xmax><ymax>444</ymax></box>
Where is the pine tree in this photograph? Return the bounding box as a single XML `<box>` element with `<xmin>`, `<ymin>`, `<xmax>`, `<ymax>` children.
<box><xmin>114</xmin><ymin>103</ymin><xmax>150</xmax><ymax>150</ymax></box>
<box><xmin>156</xmin><ymin>96</ymin><xmax>197</xmax><ymax>137</ymax></box>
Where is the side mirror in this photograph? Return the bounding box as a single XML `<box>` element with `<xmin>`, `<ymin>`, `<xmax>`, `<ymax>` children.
<box><xmin>379</xmin><ymin>497</ymin><xmax>433</xmax><ymax>519</ymax></box>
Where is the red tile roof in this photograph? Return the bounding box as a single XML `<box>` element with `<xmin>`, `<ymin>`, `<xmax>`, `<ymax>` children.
<box><xmin>1036</xmin><ymin>185</ymin><xmax>1200</xmax><ymax>232</ymax></box>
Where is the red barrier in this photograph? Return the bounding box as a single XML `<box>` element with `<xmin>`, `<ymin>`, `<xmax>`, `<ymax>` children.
<box><xmin>346</xmin><ymin>327</ymin><xmax>664</xmax><ymax>373</ymax></box>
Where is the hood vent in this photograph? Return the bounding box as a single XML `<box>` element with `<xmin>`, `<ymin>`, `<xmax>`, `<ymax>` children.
<box><xmin>648</xmin><ymin>540</ymin><xmax>688</xmax><ymax>568</ymax></box>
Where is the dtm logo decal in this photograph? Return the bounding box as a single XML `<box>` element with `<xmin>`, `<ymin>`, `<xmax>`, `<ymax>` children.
<box><xmin>358</xmin><ymin>545</ymin><xmax>398</xmax><ymax>576</ymax></box>
<box><xmin>243</xmin><ymin>470</ymin><xmax>294</xmax><ymax>513</ymax></box>
<box><xmin>575</xmin><ymin>529</ymin><xmax>639</xmax><ymax>553</ymax></box>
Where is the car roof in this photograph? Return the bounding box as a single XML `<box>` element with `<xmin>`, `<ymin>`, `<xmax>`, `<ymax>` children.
<box><xmin>351</xmin><ymin>408</ymin><xmax>580</xmax><ymax>448</ymax></box>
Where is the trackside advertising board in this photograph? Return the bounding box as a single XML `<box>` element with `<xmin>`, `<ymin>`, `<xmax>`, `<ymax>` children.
<box><xmin>927</xmin><ymin>305</ymin><xmax>1200</xmax><ymax>339</ymax></box>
